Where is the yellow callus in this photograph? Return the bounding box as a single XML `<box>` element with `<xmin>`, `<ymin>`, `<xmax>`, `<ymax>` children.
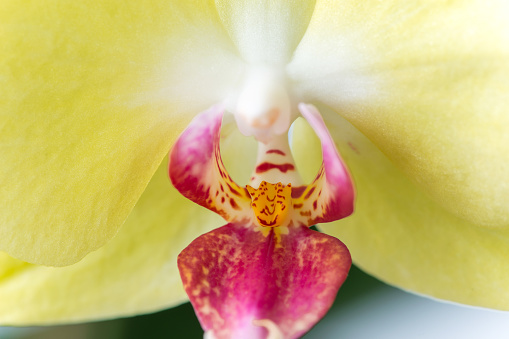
<box><xmin>246</xmin><ymin>182</ymin><xmax>293</xmax><ymax>228</ymax></box>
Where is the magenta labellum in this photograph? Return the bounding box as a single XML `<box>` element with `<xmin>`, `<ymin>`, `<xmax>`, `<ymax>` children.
<box><xmin>179</xmin><ymin>223</ymin><xmax>350</xmax><ymax>339</ymax></box>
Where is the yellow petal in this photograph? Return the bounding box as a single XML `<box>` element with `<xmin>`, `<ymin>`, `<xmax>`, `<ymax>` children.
<box><xmin>0</xmin><ymin>124</ymin><xmax>256</xmax><ymax>325</ymax></box>
<box><xmin>293</xmin><ymin>104</ymin><xmax>509</xmax><ymax>309</ymax></box>
<box><xmin>288</xmin><ymin>1</ymin><xmax>509</xmax><ymax>227</ymax></box>
<box><xmin>215</xmin><ymin>0</ymin><xmax>316</xmax><ymax>64</ymax></box>
<box><xmin>0</xmin><ymin>1</ymin><xmax>243</xmax><ymax>265</ymax></box>
<box><xmin>0</xmin><ymin>159</ymin><xmax>224</xmax><ymax>325</ymax></box>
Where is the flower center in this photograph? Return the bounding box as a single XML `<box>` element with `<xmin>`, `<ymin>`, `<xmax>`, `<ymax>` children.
<box><xmin>246</xmin><ymin>181</ymin><xmax>293</xmax><ymax>227</ymax></box>
<box><xmin>233</xmin><ymin>65</ymin><xmax>291</xmax><ymax>143</ymax></box>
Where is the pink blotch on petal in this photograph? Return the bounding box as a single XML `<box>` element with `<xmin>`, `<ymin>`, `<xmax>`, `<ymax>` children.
<box><xmin>178</xmin><ymin>223</ymin><xmax>351</xmax><ymax>339</ymax></box>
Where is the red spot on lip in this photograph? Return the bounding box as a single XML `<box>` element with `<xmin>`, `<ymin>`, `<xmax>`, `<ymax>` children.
<box><xmin>266</xmin><ymin>149</ymin><xmax>286</xmax><ymax>156</ymax></box>
<box><xmin>305</xmin><ymin>186</ymin><xmax>316</xmax><ymax>199</ymax></box>
<box><xmin>257</xmin><ymin>215</ymin><xmax>278</xmax><ymax>227</ymax></box>
<box><xmin>291</xmin><ymin>186</ymin><xmax>306</xmax><ymax>199</ymax></box>
<box><xmin>256</xmin><ymin>162</ymin><xmax>295</xmax><ymax>174</ymax></box>
<box><xmin>229</xmin><ymin>198</ymin><xmax>240</xmax><ymax>210</ymax></box>
<box><xmin>226</xmin><ymin>183</ymin><xmax>242</xmax><ymax>196</ymax></box>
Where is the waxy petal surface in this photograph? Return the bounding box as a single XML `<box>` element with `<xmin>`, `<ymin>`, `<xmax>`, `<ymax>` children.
<box><xmin>288</xmin><ymin>0</ymin><xmax>509</xmax><ymax>227</ymax></box>
<box><xmin>178</xmin><ymin>223</ymin><xmax>351</xmax><ymax>339</ymax></box>
<box><xmin>0</xmin><ymin>0</ymin><xmax>243</xmax><ymax>265</ymax></box>
<box><xmin>215</xmin><ymin>0</ymin><xmax>316</xmax><ymax>64</ymax></box>
<box><xmin>169</xmin><ymin>105</ymin><xmax>252</xmax><ymax>222</ymax></box>
<box><xmin>0</xmin><ymin>160</ymin><xmax>225</xmax><ymax>325</ymax></box>
<box><xmin>292</xmin><ymin>104</ymin><xmax>354</xmax><ymax>227</ymax></box>
<box><xmin>293</xmin><ymin>104</ymin><xmax>509</xmax><ymax>310</ymax></box>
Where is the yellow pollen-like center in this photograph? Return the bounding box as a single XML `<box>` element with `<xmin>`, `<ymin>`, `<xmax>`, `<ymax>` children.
<box><xmin>246</xmin><ymin>181</ymin><xmax>292</xmax><ymax>227</ymax></box>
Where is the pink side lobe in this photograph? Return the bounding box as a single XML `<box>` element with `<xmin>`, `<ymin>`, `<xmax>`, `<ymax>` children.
<box><xmin>178</xmin><ymin>223</ymin><xmax>351</xmax><ymax>339</ymax></box>
<box><xmin>168</xmin><ymin>105</ymin><xmax>251</xmax><ymax>222</ymax></box>
<box><xmin>293</xmin><ymin>104</ymin><xmax>355</xmax><ymax>226</ymax></box>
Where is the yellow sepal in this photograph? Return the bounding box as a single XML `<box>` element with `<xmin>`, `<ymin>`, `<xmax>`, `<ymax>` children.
<box><xmin>0</xmin><ymin>0</ymin><xmax>242</xmax><ymax>265</ymax></box>
<box><xmin>289</xmin><ymin>0</ymin><xmax>509</xmax><ymax>227</ymax></box>
<box><xmin>293</xmin><ymin>106</ymin><xmax>509</xmax><ymax>309</ymax></box>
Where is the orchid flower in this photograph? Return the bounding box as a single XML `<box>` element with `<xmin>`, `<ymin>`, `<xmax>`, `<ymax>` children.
<box><xmin>169</xmin><ymin>102</ymin><xmax>354</xmax><ymax>338</ymax></box>
<box><xmin>0</xmin><ymin>0</ymin><xmax>509</xmax><ymax>337</ymax></box>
